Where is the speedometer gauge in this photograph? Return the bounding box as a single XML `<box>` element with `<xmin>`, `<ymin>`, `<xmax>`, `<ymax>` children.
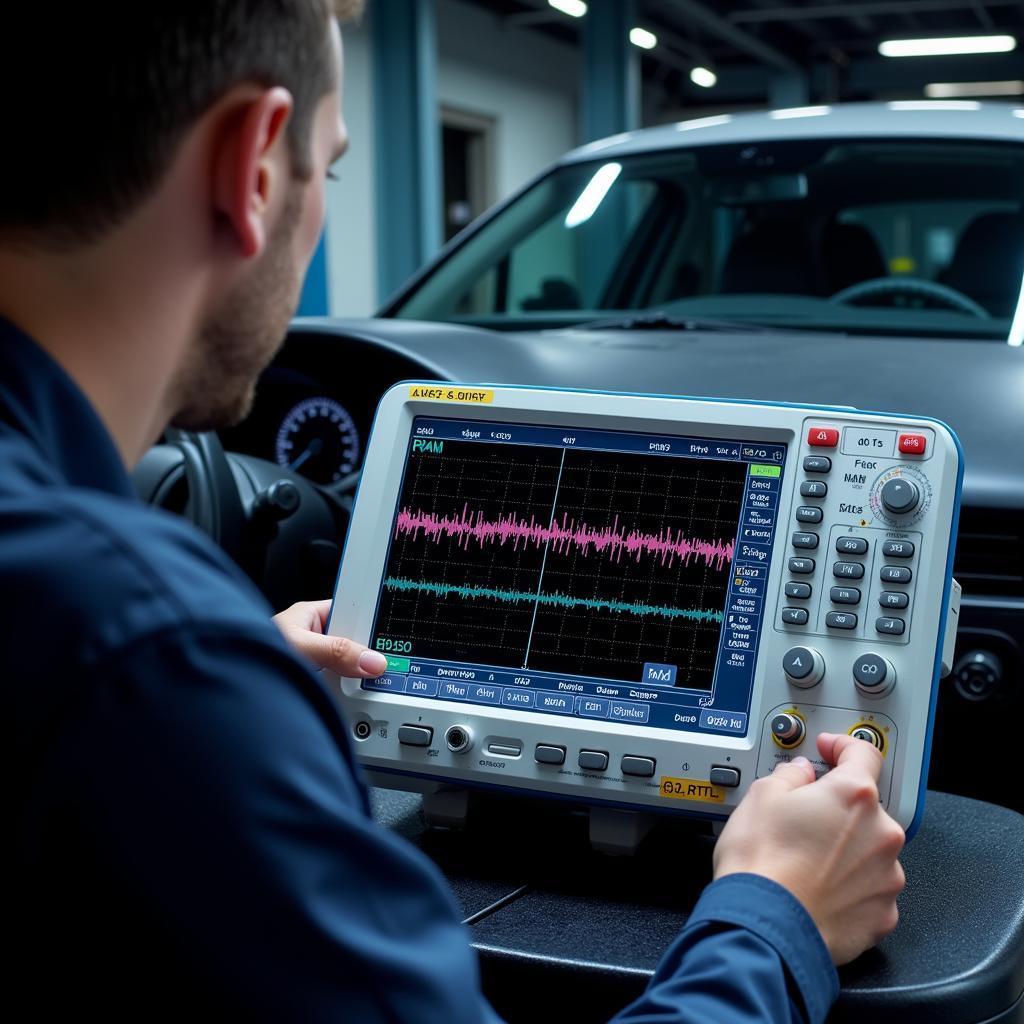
<box><xmin>275</xmin><ymin>397</ymin><xmax>360</xmax><ymax>484</ymax></box>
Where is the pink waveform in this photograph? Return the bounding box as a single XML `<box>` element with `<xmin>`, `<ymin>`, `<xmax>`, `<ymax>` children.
<box><xmin>395</xmin><ymin>504</ymin><xmax>736</xmax><ymax>569</ymax></box>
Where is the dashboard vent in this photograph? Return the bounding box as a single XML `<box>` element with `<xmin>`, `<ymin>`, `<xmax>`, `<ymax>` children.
<box><xmin>953</xmin><ymin>507</ymin><xmax>1024</xmax><ymax>598</ymax></box>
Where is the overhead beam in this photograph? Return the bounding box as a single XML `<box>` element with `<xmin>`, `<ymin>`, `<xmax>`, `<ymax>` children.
<box><xmin>662</xmin><ymin>0</ymin><xmax>800</xmax><ymax>73</ymax></box>
<box><xmin>730</xmin><ymin>0</ymin><xmax>1021</xmax><ymax>24</ymax></box>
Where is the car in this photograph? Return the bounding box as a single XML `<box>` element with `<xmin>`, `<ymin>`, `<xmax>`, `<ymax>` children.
<box><xmin>137</xmin><ymin>100</ymin><xmax>1024</xmax><ymax>1023</ymax></box>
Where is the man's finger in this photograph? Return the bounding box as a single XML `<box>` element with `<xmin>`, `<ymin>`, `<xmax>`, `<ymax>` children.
<box><xmin>766</xmin><ymin>755</ymin><xmax>816</xmax><ymax>791</ymax></box>
<box><xmin>291</xmin><ymin>631</ymin><xmax>387</xmax><ymax>678</ymax></box>
<box><xmin>306</xmin><ymin>599</ymin><xmax>332</xmax><ymax>633</ymax></box>
<box><xmin>818</xmin><ymin>732</ymin><xmax>884</xmax><ymax>783</ymax></box>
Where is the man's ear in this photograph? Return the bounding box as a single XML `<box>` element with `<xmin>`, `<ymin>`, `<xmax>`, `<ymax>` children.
<box><xmin>212</xmin><ymin>86</ymin><xmax>294</xmax><ymax>260</ymax></box>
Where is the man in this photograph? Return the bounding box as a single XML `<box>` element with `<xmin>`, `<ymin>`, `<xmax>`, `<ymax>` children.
<box><xmin>3</xmin><ymin>3</ymin><xmax>904</xmax><ymax>1020</ymax></box>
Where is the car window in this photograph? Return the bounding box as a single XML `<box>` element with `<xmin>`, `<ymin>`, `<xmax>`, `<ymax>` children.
<box><xmin>390</xmin><ymin>139</ymin><xmax>1024</xmax><ymax>338</ymax></box>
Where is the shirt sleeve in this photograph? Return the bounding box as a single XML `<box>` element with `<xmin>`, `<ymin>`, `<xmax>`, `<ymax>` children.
<box><xmin>610</xmin><ymin>873</ymin><xmax>839</xmax><ymax>1024</ymax></box>
<box><xmin>65</xmin><ymin>623</ymin><xmax>506</xmax><ymax>1024</ymax></box>
<box><xmin>66</xmin><ymin>625</ymin><xmax>835</xmax><ymax>1024</ymax></box>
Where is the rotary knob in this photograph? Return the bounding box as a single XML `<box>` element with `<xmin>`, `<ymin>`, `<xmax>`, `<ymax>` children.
<box><xmin>770</xmin><ymin>712</ymin><xmax>806</xmax><ymax>749</ymax></box>
<box><xmin>880</xmin><ymin>477</ymin><xmax>920</xmax><ymax>516</ymax></box>
<box><xmin>783</xmin><ymin>646</ymin><xmax>825</xmax><ymax>689</ymax></box>
<box><xmin>853</xmin><ymin>653</ymin><xmax>896</xmax><ymax>698</ymax></box>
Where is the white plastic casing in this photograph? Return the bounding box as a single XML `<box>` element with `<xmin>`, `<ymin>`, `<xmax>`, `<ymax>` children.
<box><xmin>326</xmin><ymin>384</ymin><xmax>962</xmax><ymax>834</ymax></box>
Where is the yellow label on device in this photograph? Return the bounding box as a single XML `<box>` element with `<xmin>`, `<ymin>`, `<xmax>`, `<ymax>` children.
<box><xmin>659</xmin><ymin>777</ymin><xmax>726</xmax><ymax>803</ymax></box>
<box><xmin>408</xmin><ymin>385</ymin><xmax>494</xmax><ymax>404</ymax></box>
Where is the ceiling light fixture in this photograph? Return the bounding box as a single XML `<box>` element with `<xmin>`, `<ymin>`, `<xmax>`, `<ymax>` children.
<box><xmin>879</xmin><ymin>35</ymin><xmax>1016</xmax><ymax>58</ymax></box>
<box><xmin>630</xmin><ymin>27</ymin><xmax>657</xmax><ymax>50</ymax></box>
<box><xmin>548</xmin><ymin>0</ymin><xmax>587</xmax><ymax>18</ymax></box>
<box><xmin>925</xmin><ymin>80</ymin><xmax>1024</xmax><ymax>98</ymax></box>
<box><xmin>690</xmin><ymin>66</ymin><xmax>717</xmax><ymax>88</ymax></box>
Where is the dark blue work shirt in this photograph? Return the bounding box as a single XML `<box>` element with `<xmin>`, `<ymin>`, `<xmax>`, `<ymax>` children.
<box><xmin>3</xmin><ymin>318</ymin><xmax>838</xmax><ymax>1022</ymax></box>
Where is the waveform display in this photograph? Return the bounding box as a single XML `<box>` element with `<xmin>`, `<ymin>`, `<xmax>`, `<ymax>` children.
<box><xmin>371</xmin><ymin>436</ymin><xmax>750</xmax><ymax>684</ymax></box>
<box><xmin>394</xmin><ymin>505</ymin><xmax>735</xmax><ymax>570</ymax></box>
<box><xmin>383</xmin><ymin>576</ymin><xmax>725</xmax><ymax>623</ymax></box>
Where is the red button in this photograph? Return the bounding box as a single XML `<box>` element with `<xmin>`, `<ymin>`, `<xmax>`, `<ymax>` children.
<box><xmin>898</xmin><ymin>433</ymin><xmax>927</xmax><ymax>455</ymax></box>
<box><xmin>808</xmin><ymin>427</ymin><xmax>839</xmax><ymax>448</ymax></box>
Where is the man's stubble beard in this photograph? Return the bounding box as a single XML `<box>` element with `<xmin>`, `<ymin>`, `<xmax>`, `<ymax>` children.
<box><xmin>170</xmin><ymin>185</ymin><xmax>304</xmax><ymax>432</ymax></box>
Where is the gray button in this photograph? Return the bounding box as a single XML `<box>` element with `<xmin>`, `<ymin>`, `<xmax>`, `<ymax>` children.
<box><xmin>783</xmin><ymin>646</ymin><xmax>815</xmax><ymax>679</ymax></box>
<box><xmin>487</xmin><ymin>743</ymin><xmax>522</xmax><ymax>757</ymax></box>
<box><xmin>784</xmin><ymin>582</ymin><xmax>812</xmax><ymax>599</ymax></box>
<box><xmin>782</xmin><ymin>608</ymin><xmax>809</xmax><ymax>625</ymax></box>
<box><xmin>398</xmin><ymin>725</ymin><xmax>433</xmax><ymax>747</ymax></box>
<box><xmin>535</xmin><ymin>744</ymin><xmax>566</xmax><ymax>765</ymax></box>
<box><xmin>835</xmin><ymin>536</ymin><xmax>869</xmax><ymax>555</ymax></box>
<box><xmin>578</xmin><ymin>750</ymin><xmax>609</xmax><ymax>771</ymax></box>
<box><xmin>879</xmin><ymin>591</ymin><xmax>909</xmax><ymax>609</ymax></box>
<box><xmin>792</xmin><ymin>531</ymin><xmax>819</xmax><ymax>549</ymax></box>
<box><xmin>830</xmin><ymin>586</ymin><xmax>861</xmax><ymax>605</ymax></box>
<box><xmin>833</xmin><ymin>561</ymin><xmax>865</xmax><ymax>579</ymax></box>
<box><xmin>882</xmin><ymin>540</ymin><xmax>915</xmax><ymax>558</ymax></box>
<box><xmin>876</xmin><ymin>616</ymin><xmax>906</xmax><ymax>635</ymax></box>
<box><xmin>853</xmin><ymin>653</ymin><xmax>890</xmax><ymax>689</ymax></box>
<box><xmin>826</xmin><ymin>611</ymin><xmax>858</xmax><ymax>629</ymax></box>
<box><xmin>621</xmin><ymin>755</ymin><xmax>656</xmax><ymax>778</ymax></box>
<box><xmin>880</xmin><ymin>566</ymin><xmax>912</xmax><ymax>584</ymax></box>
<box><xmin>710</xmin><ymin>766</ymin><xmax>741</xmax><ymax>788</ymax></box>
<box><xmin>881</xmin><ymin>478</ymin><xmax>920</xmax><ymax>515</ymax></box>
<box><xmin>800</xmin><ymin>480</ymin><xmax>828</xmax><ymax>498</ymax></box>
<box><xmin>789</xmin><ymin>557</ymin><xmax>815</xmax><ymax>574</ymax></box>
<box><xmin>803</xmin><ymin>456</ymin><xmax>831</xmax><ymax>473</ymax></box>
<box><xmin>796</xmin><ymin>506</ymin><xmax>823</xmax><ymax>524</ymax></box>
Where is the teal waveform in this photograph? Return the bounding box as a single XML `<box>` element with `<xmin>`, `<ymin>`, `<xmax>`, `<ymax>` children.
<box><xmin>383</xmin><ymin>576</ymin><xmax>724</xmax><ymax>623</ymax></box>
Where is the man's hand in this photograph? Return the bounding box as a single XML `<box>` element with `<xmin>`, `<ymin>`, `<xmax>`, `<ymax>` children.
<box><xmin>713</xmin><ymin>732</ymin><xmax>906</xmax><ymax>965</ymax></box>
<box><xmin>273</xmin><ymin>600</ymin><xmax>388</xmax><ymax>678</ymax></box>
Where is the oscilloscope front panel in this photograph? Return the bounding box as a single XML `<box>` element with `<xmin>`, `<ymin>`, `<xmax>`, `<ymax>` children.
<box><xmin>327</xmin><ymin>383</ymin><xmax>962</xmax><ymax>833</ymax></box>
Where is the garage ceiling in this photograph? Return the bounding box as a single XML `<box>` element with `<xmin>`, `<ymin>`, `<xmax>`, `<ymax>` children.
<box><xmin>473</xmin><ymin>0</ymin><xmax>1024</xmax><ymax>109</ymax></box>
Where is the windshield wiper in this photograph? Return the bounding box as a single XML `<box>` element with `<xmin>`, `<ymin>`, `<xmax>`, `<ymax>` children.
<box><xmin>579</xmin><ymin>311</ymin><xmax>780</xmax><ymax>333</ymax></box>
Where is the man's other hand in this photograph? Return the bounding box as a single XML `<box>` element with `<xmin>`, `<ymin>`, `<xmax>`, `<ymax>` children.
<box><xmin>273</xmin><ymin>600</ymin><xmax>388</xmax><ymax>678</ymax></box>
<box><xmin>713</xmin><ymin>732</ymin><xmax>906</xmax><ymax>965</ymax></box>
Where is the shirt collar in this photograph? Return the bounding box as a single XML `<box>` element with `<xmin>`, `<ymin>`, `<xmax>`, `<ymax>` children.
<box><xmin>0</xmin><ymin>316</ymin><xmax>135</xmax><ymax>499</ymax></box>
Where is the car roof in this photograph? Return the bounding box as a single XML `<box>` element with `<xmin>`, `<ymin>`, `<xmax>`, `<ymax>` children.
<box><xmin>562</xmin><ymin>101</ymin><xmax>1024</xmax><ymax>164</ymax></box>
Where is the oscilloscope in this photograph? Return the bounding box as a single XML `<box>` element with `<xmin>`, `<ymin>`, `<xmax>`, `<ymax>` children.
<box><xmin>327</xmin><ymin>383</ymin><xmax>962</xmax><ymax>840</ymax></box>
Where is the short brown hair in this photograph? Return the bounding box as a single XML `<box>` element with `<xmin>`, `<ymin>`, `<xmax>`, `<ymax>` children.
<box><xmin>1</xmin><ymin>1</ymin><xmax>364</xmax><ymax>247</ymax></box>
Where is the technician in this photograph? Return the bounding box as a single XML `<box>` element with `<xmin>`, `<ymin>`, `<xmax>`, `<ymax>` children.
<box><xmin>3</xmin><ymin>3</ymin><xmax>904</xmax><ymax>1021</ymax></box>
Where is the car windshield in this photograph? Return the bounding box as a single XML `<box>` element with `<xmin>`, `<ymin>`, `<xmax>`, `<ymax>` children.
<box><xmin>389</xmin><ymin>137</ymin><xmax>1024</xmax><ymax>339</ymax></box>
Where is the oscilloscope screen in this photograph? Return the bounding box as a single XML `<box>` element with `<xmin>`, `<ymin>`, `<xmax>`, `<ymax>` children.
<box><xmin>370</xmin><ymin>432</ymin><xmax>747</xmax><ymax>689</ymax></box>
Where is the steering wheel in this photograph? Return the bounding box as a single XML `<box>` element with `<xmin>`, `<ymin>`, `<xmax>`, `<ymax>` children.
<box><xmin>829</xmin><ymin>277</ymin><xmax>989</xmax><ymax>318</ymax></box>
<box><xmin>132</xmin><ymin>429</ymin><xmax>357</xmax><ymax>609</ymax></box>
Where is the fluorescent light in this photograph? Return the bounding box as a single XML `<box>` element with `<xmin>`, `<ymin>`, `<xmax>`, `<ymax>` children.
<box><xmin>879</xmin><ymin>35</ymin><xmax>1016</xmax><ymax>58</ymax></box>
<box><xmin>690</xmin><ymin>66</ymin><xmax>717</xmax><ymax>88</ymax></box>
<box><xmin>677</xmin><ymin>114</ymin><xmax>732</xmax><ymax>131</ymax></box>
<box><xmin>887</xmin><ymin>100</ymin><xmax>981</xmax><ymax>111</ymax></box>
<box><xmin>769</xmin><ymin>105</ymin><xmax>831</xmax><ymax>119</ymax></box>
<box><xmin>1015</xmin><ymin>109</ymin><xmax>1024</xmax><ymax>118</ymax></box>
<box><xmin>926</xmin><ymin>80</ymin><xmax>1024</xmax><ymax>98</ymax></box>
<box><xmin>548</xmin><ymin>0</ymin><xmax>587</xmax><ymax>17</ymax></box>
<box><xmin>565</xmin><ymin>163</ymin><xmax>622</xmax><ymax>229</ymax></box>
<box><xmin>630</xmin><ymin>27</ymin><xmax>657</xmax><ymax>50</ymax></box>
